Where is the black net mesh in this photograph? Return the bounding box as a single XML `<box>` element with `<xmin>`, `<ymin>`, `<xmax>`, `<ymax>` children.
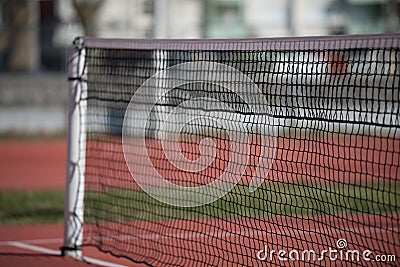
<box><xmin>69</xmin><ymin>35</ymin><xmax>399</xmax><ymax>266</ymax></box>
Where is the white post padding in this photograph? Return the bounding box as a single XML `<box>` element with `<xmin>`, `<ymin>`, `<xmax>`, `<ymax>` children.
<box><xmin>63</xmin><ymin>38</ymin><xmax>87</xmax><ymax>258</ymax></box>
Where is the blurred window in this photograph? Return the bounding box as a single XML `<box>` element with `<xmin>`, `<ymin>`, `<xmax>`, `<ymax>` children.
<box><xmin>205</xmin><ymin>0</ymin><xmax>247</xmax><ymax>38</ymax></box>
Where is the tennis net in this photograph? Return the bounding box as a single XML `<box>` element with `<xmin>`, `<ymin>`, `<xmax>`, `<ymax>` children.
<box><xmin>64</xmin><ymin>34</ymin><xmax>400</xmax><ymax>266</ymax></box>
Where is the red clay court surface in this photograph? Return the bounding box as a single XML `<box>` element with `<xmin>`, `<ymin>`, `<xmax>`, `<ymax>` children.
<box><xmin>0</xmin><ymin>139</ymin><xmax>399</xmax><ymax>266</ymax></box>
<box><xmin>0</xmin><ymin>224</ymin><xmax>138</xmax><ymax>267</ymax></box>
<box><xmin>0</xmin><ymin>140</ymin><xmax>66</xmax><ymax>191</ymax></box>
<box><xmin>89</xmin><ymin>135</ymin><xmax>400</xmax><ymax>188</ymax></box>
<box><xmin>0</xmin><ymin>140</ymin><xmax>145</xmax><ymax>267</ymax></box>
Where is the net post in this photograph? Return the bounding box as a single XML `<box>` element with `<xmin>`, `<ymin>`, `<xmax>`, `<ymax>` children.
<box><xmin>62</xmin><ymin>37</ymin><xmax>87</xmax><ymax>258</ymax></box>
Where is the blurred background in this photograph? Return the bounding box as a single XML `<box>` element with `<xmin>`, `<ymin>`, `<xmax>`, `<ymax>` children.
<box><xmin>0</xmin><ymin>2</ymin><xmax>398</xmax><ymax>264</ymax></box>
<box><xmin>0</xmin><ymin>0</ymin><xmax>399</xmax><ymax>137</ymax></box>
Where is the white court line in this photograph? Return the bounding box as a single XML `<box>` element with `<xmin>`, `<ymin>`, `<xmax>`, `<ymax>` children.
<box><xmin>81</xmin><ymin>256</ymin><xmax>129</xmax><ymax>267</ymax></box>
<box><xmin>1</xmin><ymin>227</ymin><xmax>397</xmax><ymax>246</ymax></box>
<box><xmin>85</xmin><ymin>227</ymin><xmax>400</xmax><ymax>243</ymax></box>
<box><xmin>1</xmin><ymin>227</ymin><xmax>397</xmax><ymax>266</ymax></box>
<box><xmin>1</xmin><ymin>238</ymin><xmax>62</xmax><ymax>245</ymax></box>
<box><xmin>5</xmin><ymin>241</ymin><xmax>129</xmax><ymax>267</ymax></box>
<box><xmin>8</xmin><ymin>241</ymin><xmax>59</xmax><ymax>255</ymax></box>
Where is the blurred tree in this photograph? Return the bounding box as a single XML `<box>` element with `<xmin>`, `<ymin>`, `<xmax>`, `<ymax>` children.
<box><xmin>0</xmin><ymin>0</ymin><xmax>39</xmax><ymax>71</ymax></box>
<box><xmin>386</xmin><ymin>0</ymin><xmax>400</xmax><ymax>32</ymax></box>
<box><xmin>72</xmin><ymin>0</ymin><xmax>104</xmax><ymax>36</ymax></box>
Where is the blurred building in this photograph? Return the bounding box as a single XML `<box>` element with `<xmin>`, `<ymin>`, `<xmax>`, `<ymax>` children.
<box><xmin>54</xmin><ymin>0</ymin><xmax>340</xmax><ymax>40</ymax></box>
<box><xmin>0</xmin><ymin>0</ymin><xmax>399</xmax><ymax>72</ymax></box>
<box><xmin>0</xmin><ymin>0</ymin><xmax>398</xmax><ymax>135</ymax></box>
<box><xmin>344</xmin><ymin>0</ymin><xmax>399</xmax><ymax>34</ymax></box>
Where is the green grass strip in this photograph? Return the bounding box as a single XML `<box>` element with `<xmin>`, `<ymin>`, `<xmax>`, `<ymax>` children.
<box><xmin>0</xmin><ymin>191</ymin><xmax>64</xmax><ymax>226</ymax></box>
<box><xmin>0</xmin><ymin>182</ymin><xmax>398</xmax><ymax>226</ymax></box>
<box><xmin>84</xmin><ymin>182</ymin><xmax>400</xmax><ymax>223</ymax></box>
